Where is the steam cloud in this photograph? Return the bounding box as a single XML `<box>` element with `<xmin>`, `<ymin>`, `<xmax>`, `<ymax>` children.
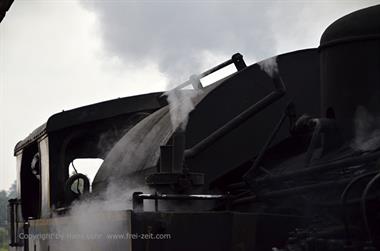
<box><xmin>79</xmin><ymin>1</ymin><xmax>376</xmax><ymax>84</ymax></box>
<box><xmin>80</xmin><ymin>1</ymin><xmax>281</xmax><ymax>81</ymax></box>
<box><xmin>164</xmin><ymin>88</ymin><xmax>203</xmax><ymax>130</ymax></box>
<box><xmin>352</xmin><ymin>106</ymin><xmax>380</xmax><ymax>152</ymax></box>
<box><xmin>50</xmin><ymin>180</ymin><xmax>151</xmax><ymax>250</ymax></box>
<box><xmin>258</xmin><ymin>56</ymin><xmax>279</xmax><ymax>77</ymax></box>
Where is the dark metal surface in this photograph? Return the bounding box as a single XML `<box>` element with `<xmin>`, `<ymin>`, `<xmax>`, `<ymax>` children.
<box><xmin>7</xmin><ymin>199</ymin><xmax>20</xmax><ymax>247</ymax></box>
<box><xmin>136</xmin><ymin>193</ymin><xmax>226</xmax><ymax>200</ymax></box>
<box><xmin>320</xmin><ymin>5</ymin><xmax>380</xmax><ymax>47</ymax></box>
<box><xmin>340</xmin><ymin>171</ymin><xmax>378</xmax><ymax>244</ymax></box>
<box><xmin>243</xmin><ymin>103</ymin><xmax>291</xmax><ymax>180</ymax></box>
<box><xmin>0</xmin><ymin>0</ymin><xmax>14</xmax><ymax>23</ymax></box>
<box><xmin>171</xmin><ymin>129</ymin><xmax>186</xmax><ymax>173</ymax></box>
<box><xmin>131</xmin><ymin>211</ymin><xmax>300</xmax><ymax>251</ymax></box>
<box><xmin>14</xmin><ymin>92</ymin><xmax>165</xmax><ymax>154</ymax></box>
<box><xmin>360</xmin><ymin>172</ymin><xmax>380</xmax><ymax>243</ymax></box>
<box><xmin>11</xmin><ymin>5</ymin><xmax>380</xmax><ymax>251</ymax></box>
<box><xmin>320</xmin><ymin>4</ymin><xmax>380</xmax><ymax>140</ymax></box>
<box><xmin>186</xmin><ymin>48</ymin><xmax>320</xmax><ymax>185</ymax></box>
<box><xmin>260</xmin><ymin>153</ymin><xmax>379</xmax><ymax>186</ymax></box>
<box><xmin>145</xmin><ymin>172</ymin><xmax>204</xmax><ymax>186</ymax></box>
<box><xmin>185</xmin><ymin>76</ymin><xmax>286</xmax><ymax>158</ymax></box>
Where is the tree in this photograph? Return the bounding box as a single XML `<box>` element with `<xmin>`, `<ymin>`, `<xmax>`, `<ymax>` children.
<box><xmin>0</xmin><ymin>227</ymin><xmax>8</xmax><ymax>250</ymax></box>
<box><xmin>0</xmin><ymin>181</ymin><xmax>17</xmax><ymax>250</ymax></box>
<box><xmin>0</xmin><ymin>191</ymin><xmax>7</xmax><ymax>228</ymax></box>
<box><xmin>7</xmin><ymin>181</ymin><xmax>17</xmax><ymax>199</ymax></box>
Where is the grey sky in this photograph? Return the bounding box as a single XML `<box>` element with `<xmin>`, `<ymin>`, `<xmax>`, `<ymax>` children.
<box><xmin>0</xmin><ymin>0</ymin><xmax>379</xmax><ymax>191</ymax></box>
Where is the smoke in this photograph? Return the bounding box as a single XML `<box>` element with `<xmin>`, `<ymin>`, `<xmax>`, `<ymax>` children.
<box><xmin>78</xmin><ymin>1</ymin><xmax>377</xmax><ymax>85</ymax></box>
<box><xmin>50</xmin><ymin>180</ymin><xmax>151</xmax><ymax>250</ymax></box>
<box><xmin>258</xmin><ymin>56</ymin><xmax>279</xmax><ymax>77</ymax></box>
<box><xmin>352</xmin><ymin>106</ymin><xmax>380</xmax><ymax>152</ymax></box>
<box><xmin>164</xmin><ymin>88</ymin><xmax>203</xmax><ymax>130</ymax></box>
<box><xmin>93</xmin><ymin>106</ymin><xmax>173</xmax><ymax>184</ymax></box>
<box><xmin>80</xmin><ymin>1</ymin><xmax>280</xmax><ymax>82</ymax></box>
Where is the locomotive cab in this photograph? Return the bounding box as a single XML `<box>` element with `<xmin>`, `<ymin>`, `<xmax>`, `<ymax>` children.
<box><xmin>8</xmin><ymin>92</ymin><xmax>166</xmax><ymax>250</ymax></box>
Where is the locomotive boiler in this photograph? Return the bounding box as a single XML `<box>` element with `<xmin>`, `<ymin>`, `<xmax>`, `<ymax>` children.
<box><xmin>8</xmin><ymin>4</ymin><xmax>380</xmax><ymax>251</ymax></box>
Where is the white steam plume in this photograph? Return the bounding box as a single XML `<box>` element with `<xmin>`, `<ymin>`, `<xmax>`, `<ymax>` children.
<box><xmin>258</xmin><ymin>56</ymin><xmax>279</xmax><ymax>78</ymax></box>
<box><xmin>351</xmin><ymin>106</ymin><xmax>380</xmax><ymax>152</ymax></box>
<box><xmin>50</xmin><ymin>180</ymin><xmax>151</xmax><ymax>250</ymax></box>
<box><xmin>164</xmin><ymin>88</ymin><xmax>203</xmax><ymax>131</ymax></box>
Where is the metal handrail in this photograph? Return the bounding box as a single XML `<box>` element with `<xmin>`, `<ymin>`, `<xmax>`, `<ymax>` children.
<box><xmin>132</xmin><ymin>192</ymin><xmax>227</xmax><ymax>211</ymax></box>
<box><xmin>171</xmin><ymin>53</ymin><xmax>247</xmax><ymax>91</ymax></box>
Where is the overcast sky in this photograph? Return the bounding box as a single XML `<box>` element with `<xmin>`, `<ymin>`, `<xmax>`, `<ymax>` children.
<box><xmin>0</xmin><ymin>0</ymin><xmax>379</xmax><ymax>191</ymax></box>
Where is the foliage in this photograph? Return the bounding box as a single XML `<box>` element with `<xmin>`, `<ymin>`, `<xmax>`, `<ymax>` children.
<box><xmin>0</xmin><ymin>181</ymin><xmax>17</xmax><ymax>249</ymax></box>
<box><xmin>0</xmin><ymin>191</ymin><xmax>7</xmax><ymax>228</ymax></box>
<box><xmin>0</xmin><ymin>227</ymin><xmax>8</xmax><ymax>250</ymax></box>
<box><xmin>8</xmin><ymin>181</ymin><xmax>17</xmax><ymax>199</ymax></box>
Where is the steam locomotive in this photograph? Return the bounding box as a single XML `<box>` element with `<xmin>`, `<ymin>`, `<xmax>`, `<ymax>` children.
<box><xmin>8</xmin><ymin>4</ymin><xmax>380</xmax><ymax>251</ymax></box>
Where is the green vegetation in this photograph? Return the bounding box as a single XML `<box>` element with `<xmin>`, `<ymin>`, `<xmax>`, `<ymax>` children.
<box><xmin>0</xmin><ymin>227</ymin><xmax>8</xmax><ymax>251</ymax></box>
<box><xmin>0</xmin><ymin>181</ymin><xmax>16</xmax><ymax>250</ymax></box>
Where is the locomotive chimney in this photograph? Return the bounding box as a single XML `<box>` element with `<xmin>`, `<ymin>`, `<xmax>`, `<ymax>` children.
<box><xmin>171</xmin><ymin>128</ymin><xmax>186</xmax><ymax>173</ymax></box>
<box><xmin>147</xmin><ymin>128</ymin><xmax>204</xmax><ymax>190</ymax></box>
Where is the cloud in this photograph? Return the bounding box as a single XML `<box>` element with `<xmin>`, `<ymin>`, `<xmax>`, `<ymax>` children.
<box><xmin>81</xmin><ymin>0</ymin><xmax>379</xmax><ymax>85</ymax></box>
<box><xmin>81</xmin><ymin>1</ymin><xmax>279</xmax><ymax>84</ymax></box>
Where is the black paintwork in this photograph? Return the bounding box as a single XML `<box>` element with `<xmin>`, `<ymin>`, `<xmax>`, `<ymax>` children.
<box><xmin>9</xmin><ymin>4</ymin><xmax>380</xmax><ymax>251</ymax></box>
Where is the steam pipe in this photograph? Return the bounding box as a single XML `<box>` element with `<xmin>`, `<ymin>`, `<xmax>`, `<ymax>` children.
<box><xmin>159</xmin><ymin>145</ymin><xmax>173</xmax><ymax>172</ymax></box>
<box><xmin>252</xmin><ymin>151</ymin><xmax>380</xmax><ymax>188</ymax></box>
<box><xmin>360</xmin><ymin>171</ymin><xmax>380</xmax><ymax>243</ymax></box>
<box><xmin>233</xmin><ymin>177</ymin><xmax>353</xmax><ymax>206</ymax></box>
<box><xmin>8</xmin><ymin>199</ymin><xmax>17</xmax><ymax>247</ymax></box>
<box><xmin>228</xmin><ymin>151</ymin><xmax>380</xmax><ymax>191</ymax></box>
<box><xmin>243</xmin><ymin>103</ymin><xmax>291</xmax><ymax>180</ymax></box>
<box><xmin>133</xmin><ymin>193</ymin><xmax>227</xmax><ymax>211</ymax></box>
<box><xmin>23</xmin><ymin>221</ymin><xmax>29</xmax><ymax>251</ymax></box>
<box><xmin>172</xmin><ymin>128</ymin><xmax>186</xmax><ymax>173</ymax></box>
<box><xmin>257</xmin><ymin>178</ymin><xmax>350</xmax><ymax>198</ymax></box>
<box><xmin>133</xmin><ymin>193</ymin><xmax>226</xmax><ymax>211</ymax></box>
<box><xmin>340</xmin><ymin>171</ymin><xmax>378</xmax><ymax>245</ymax></box>
<box><xmin>185</xmin><ymin>76</ymin><xmax>286</xmax><ymax>158</ymax></box>
<box><xmin>136</xmin><ymin>193</ymin><xmax>226</xmax><ymax>200</ymax></box>
<box><xmin>304</xmin><ymin>119</ymin><xmax>322</xmax><ymax>167</ymax></box>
